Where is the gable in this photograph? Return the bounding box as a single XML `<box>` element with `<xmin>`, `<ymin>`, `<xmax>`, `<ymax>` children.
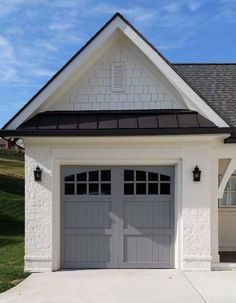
<box><xmin>1</xmin><ymin>12</ymin><xmax>229</xmax><ymax>130</ymax></box>
<box><xmin>46</xmin><ymin>37</ymin><xmax>186</xmax><ymax>112</ymax></box>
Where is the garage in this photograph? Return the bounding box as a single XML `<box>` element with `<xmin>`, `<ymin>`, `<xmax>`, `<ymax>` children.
<box><xmin>61</xmin><ymin>166</ymin><xmax>175</xmax><ymax>269</ymax></box>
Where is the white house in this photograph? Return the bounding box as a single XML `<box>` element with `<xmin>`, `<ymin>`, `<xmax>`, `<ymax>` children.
<box><xmin>1</xmin><ymin>13</ymin><xmax>236</xmax><ymax>272</ymax></box>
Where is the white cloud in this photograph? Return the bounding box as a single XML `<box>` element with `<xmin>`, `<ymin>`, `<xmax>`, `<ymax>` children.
<box><xmin>0</xmin><ymin>0</ymin><xmax>25</xmax><ymax>18</ymax></box>
<box><xmin>29</xmin><ymin>68</ymin><xmax>54</xmax><ymax>78</ymax></box>
<box><xmin>36</xmin><ymin>40</ymin><xmax>58</xmax><ymax>52</ymax></box>
<box><xmin>214</xmin><ymin>0</ymin><xmax>236</xmax><ymax>23</ymax></box>
<box><xmin>48</xmin><ymin>0</ymin><xmax>86</xmax><ymax>9</ymax></box>
<box><xmin>49</xmin><ymin>22</ymin><xmax>74</xmax><ymax>31</ymax></box>
<box><xmin>0</xmin><ymin>36</ymin><xmax>18</xmax><ymax>82</ymax></box>
<box><xmin>0</xmin><ymin>36</ymin><xmax>15</xmax><ymax>62</ymax></box>
<box><xmin>163</xmin><ymin>0</ymin><xmax>205</xmax><ymax>13</ymax></box>
<box><xmin>157</xmin><ymin>36</ymin><xmax>193</xmax><ymax>51</ymax></box>
<box><xmin>87</xmin><ymin>4</ymin><xmax>156</xmax><ymax>25</ymax></box>
<box><xmin>0</xmin><ymin>66</ymin><xmax>17</xmax><ymax>81</ymax></box>
<box><xmin>187</xmin><ymin>0</ymin><xmax>205</xmax><ymax>11</ymax></box>
<box><xmin>0</xmin><ymin>105</ymin><xmax>8</xmax><ymax>112</ymax></box>
<box><xmin>123</xmin><ymin>7</ymin><xmax>156</xmax><ymax>24</ymax></box>
<box><xmin>5</xmin><ymin>25</ymin><xmax>24</xmax><ymax>36</ymax></box>
<box><xmin>0</xmin><ymin>34</ymin><xmax>55</xmax><ymax>85</ymax></box>
<box><xmin>163</xmin><ymin>2</ymin><xmax>183</xmax><ymax>13</ymax></box>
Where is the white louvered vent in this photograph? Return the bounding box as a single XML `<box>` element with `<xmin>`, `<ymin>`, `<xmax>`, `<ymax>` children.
<box><xmin>111</xmin><ymin>62</ymin><xmax>126</xmax><ymax>92</ymax></box>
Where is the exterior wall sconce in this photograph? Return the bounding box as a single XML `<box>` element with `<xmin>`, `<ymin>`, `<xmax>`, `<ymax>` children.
<box><xmin>193</xmin><ymin>166</ymin><xmax>201</xmax><ymax>182</ymax></box>
<box><xmin>34</xmin><ymin>165</ymin><xmax>42</xmax><ymax>181</ymax></box>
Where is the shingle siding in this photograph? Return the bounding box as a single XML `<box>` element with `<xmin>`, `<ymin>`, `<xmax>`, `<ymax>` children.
<box><xmin>50</xmin><ymin>41</ymin><xmax>186</xmax><ymax>112</ymax></box>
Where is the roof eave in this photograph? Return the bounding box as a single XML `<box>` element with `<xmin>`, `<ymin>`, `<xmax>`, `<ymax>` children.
<box><xmin>0</xmin><ymin>128</ymin><xmax>232</xmax><ymax>138</ymax></box>
<box><xmin>224</xmin><ymin>134</ymin><xmax>236</xmax><ymax>143</ymax></box>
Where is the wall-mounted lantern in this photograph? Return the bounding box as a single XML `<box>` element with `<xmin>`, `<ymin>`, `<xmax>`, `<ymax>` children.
<box><xmin>34</xmin><ymin>165</ymin><xmax>42</xmax><ymax>182</ymax></box>
<box><xmin>193</xmin><ymin>166</ymin><xmax>201</xmax><ymax>182</ymax></box>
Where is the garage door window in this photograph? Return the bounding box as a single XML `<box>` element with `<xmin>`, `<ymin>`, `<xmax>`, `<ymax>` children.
<box><xmin>124</xmin><ymin>170</ymin><xmax>171</xmax><ymax>195</ymax></box>
<box><xmin>64</xmin><ymin>170</ymin><xmax>111</xmax><ymax>195</ymax></box>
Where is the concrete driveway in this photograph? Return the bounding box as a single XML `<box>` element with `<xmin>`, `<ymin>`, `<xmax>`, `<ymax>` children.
<box><xmin>1</xmin><ymin>269</ymin><xmax>236</xmax><ymax>303</ymax></box>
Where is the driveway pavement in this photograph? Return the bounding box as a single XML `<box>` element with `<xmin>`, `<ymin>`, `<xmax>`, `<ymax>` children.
<box><xmin>0</xmin><ymin>269</ymin><xmax>236</xmax><ymax>303</ymax></box>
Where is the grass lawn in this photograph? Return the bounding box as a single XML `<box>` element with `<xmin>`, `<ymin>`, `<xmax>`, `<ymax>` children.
<box><xmin>0</xmin><ymin>150</ymin><xmax>28</xmax><ymax>293</ymax></box>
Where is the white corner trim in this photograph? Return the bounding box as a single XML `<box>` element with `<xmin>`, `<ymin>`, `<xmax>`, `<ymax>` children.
<box><xmin>6</xmin><ymin>15</ymin><xmax>229</xmax><ymax>129</ymax></box>
<box><xmin>219</xmin><ymin>244</ymin><xmax>236</xmax><ymax>251</ymax></box>
<box><xmin>218</xmin><ymin>158</ymin><xmax>236</xmax><ymax>198</ymax></box>
<box><xmin>24</xmin><ymin>256</ymin><xmax>52</xmax><ymax>262</ymax></box>
<box><xmin>183</xmin><ymin>255</ymin><xmax>212</xmax><ymax>262</ymax></box>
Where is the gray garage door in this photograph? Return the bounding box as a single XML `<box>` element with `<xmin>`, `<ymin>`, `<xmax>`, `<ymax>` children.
<box><xmin>61</xmin><ymin>166</ymin><xmax>175</xmax><ymax>269</ymax></box>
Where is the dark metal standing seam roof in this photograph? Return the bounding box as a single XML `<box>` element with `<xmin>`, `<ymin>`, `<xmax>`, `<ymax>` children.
<box><xmin>0</xmin><ymin>110</ymin><xmax>232</xmax><ymax>137</ymax></box>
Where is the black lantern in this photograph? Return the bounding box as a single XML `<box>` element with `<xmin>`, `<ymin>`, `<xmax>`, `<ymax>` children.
<box><xmin>193</xmin><ymin>166</ymin><xmax>201</xmax><ymax>182</ymax></box>
<box><xmin>34</xmin><ymin>165</ymin><xmax>42</xmax><ymax>181</ymax></box>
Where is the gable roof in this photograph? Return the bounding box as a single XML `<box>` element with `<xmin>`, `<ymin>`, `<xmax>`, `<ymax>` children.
<box><xmin>1</xmin><ymin>12</ymin><xmax>229</xmax><ymax>131</ymax></box>
<box><xmin>174</xmin><ymin>64</ymin><xmax>236</xmax><ymax>127</ymax></box>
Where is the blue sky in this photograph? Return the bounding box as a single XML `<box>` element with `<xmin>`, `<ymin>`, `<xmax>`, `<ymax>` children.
<box><xmin>0</xmin><ymin>0</ymin><xmax>236</xmax><ymax>127</ymax></box>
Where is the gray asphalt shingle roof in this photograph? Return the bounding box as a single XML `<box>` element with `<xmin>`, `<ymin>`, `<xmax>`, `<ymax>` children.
<box><xmin>173</xmin><ymin>64</ymin><xmax>236</xmax><ymax>127</ymax></box>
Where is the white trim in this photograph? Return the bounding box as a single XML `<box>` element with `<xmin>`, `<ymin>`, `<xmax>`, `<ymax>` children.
<box><xmin>184</xmin><ymin>255</ymin><xmax>212</xmax><ymax>261</ymax></box>
<box><xmin>24</xmin><ymin>256</ymin><xmax>51</xmax><ymax>261</ymax></box>
<box><xmin>219</xmin><ymin>207</ymin><xmax>236</xmax><ymax>213</ymax></box>
<box><xmin>211</xmin><ymin>156</ymin><xmax>220</xmax><ymax>264</ymax></box>
<box><xmin>218</xmin><ymin>158</ymin><xmax>236</xmax><ymax>198</ymax></box>
<box><xmin>22</xmin><ymin>134</ymin><xmax>227</xmax><ymax>146</ymax></box>
<box><xmin>212</xmin><ymin>263</ymin><xmax>236</xmax><ymax>270</ymax></box>
<box><xmin>219</xmin><ymin>244</ymin><xmax>236</xmax><ymax>251</ymax></box>
<box><xmin>174</xmin><ymin>160</ymin><xmax>183</xmax><ymax>270</ymax></box>
<box><xmin>51</xmin><ymin>152</ymin><xmax>182</xmax><ymax>271</ymax></box>
<box><xmin>213</xmin><ymin>146</ymin><xmax>236</xmax><ymax>159</ymax></box>
<box><xmin>6</xmin><ymin>15</ymin><xmax>229</xmax><ymax>129</ymax></box>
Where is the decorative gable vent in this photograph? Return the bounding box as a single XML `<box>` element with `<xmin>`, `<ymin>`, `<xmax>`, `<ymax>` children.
<box><xmin>111</xmin><ymin>62</ymin><xmax>126</xmax><ymax>92</ymax></box>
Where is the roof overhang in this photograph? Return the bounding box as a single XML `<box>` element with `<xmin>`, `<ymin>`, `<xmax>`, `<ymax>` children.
<box><xmin>0</xmin><ymin>110</ymin><xmax>232</xmax><ymax>138</ymax></box>
<box><xmin>0</xmin><ymin>129</ymin><xmax>232</xmax><ymax>137</ymax></box>
<box><xmin>224</xmin><ymin>134</ymin><xmax>236</xmax><ymax>143</ymax></box>
<box><xmin>2</xmin><ymin>13</ymin><xmax>229</xmax><ymax>130</ymax></box>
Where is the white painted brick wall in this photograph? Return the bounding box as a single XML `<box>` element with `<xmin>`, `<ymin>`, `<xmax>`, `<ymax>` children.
<box><xmin>24</xmin><ymin>139</ymin><xmax>215</xmax><ymax>272</ymax></box>
<box><xmin>51</xmin><ymin>41</ymin><xmax>186</xmax><ymax>111</ymax></box>
<box><xmin>25</xmin><ymin>145</ymin><xmax>52</xmax><ymax>272</ymax></box>
<box><xmin>182</xmin><ymin>146</ymin><xmax>212</xmax><ymax>271</ymax></box>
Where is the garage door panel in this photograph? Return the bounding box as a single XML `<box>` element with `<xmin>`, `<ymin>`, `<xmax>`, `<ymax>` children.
<box><xmin>124</xmin><ymin>200</ymin><xmax>171</xmax><ymax>229</ymax></box>
<box><xmin>155</xmin><ymin>201</ymin><xmax>171</xmax><ymax>229</ymax></box>
<box><xmin>64</xmin><ymin>228</ymin><xmax>113</xmax><ymax>235</ymax></box>
<box><xmin>124</xmin><ymin>235</ymin><xmax>171</xmax><ymax>264</ymax></box>
<box><xmin>64</xmin><ymin>235</ymin><xmax>111</xmax><ymax>264</ymax></box>
<box><xmin>64</xmin><ymin>201</ymin><xmax>111</xmax><ymax>229</ymax></box>
<box><xmin>123</xmin><ymin>227</ymin><xmax>172</xmax><ymax>235</ymax></box>
<box><xmin>62</xmin><ymin>166</ymin><xmax>174</xmax><ymax>269</ymax></box>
